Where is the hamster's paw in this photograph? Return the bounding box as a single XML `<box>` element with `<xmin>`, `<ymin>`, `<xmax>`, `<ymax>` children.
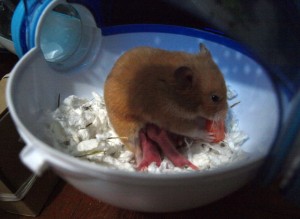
<box><xmin>190</xmin><ymin>130</ymin><xmax>215</xmax><ymax>143</ymax></box>
<box><xmin>203</xmin><ymin>131</ymin><xmax>217</xmax><ymax>143</ymax></box>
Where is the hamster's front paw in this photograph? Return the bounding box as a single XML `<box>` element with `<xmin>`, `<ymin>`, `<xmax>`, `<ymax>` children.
<box><xmin>190</xmin><ymin>130</ymin><xmax>215</xmax><ymax>143</ymax></box>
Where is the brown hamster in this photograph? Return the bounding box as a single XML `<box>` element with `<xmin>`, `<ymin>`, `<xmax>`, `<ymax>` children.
<box><xmin>104</xmin><ymin>44</ymin><xmax>228</xmax><ymax>169</ymax></box>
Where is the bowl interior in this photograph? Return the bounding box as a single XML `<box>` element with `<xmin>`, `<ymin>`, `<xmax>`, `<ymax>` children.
<box><xmin>9</xmin><ymin>28</ymin><xmax>280</xmax><ymax>171</ymax></box>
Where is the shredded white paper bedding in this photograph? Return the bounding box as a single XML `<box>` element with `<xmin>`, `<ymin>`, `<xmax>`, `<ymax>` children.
<box><xmin>47</xmin><ymin>88</ymin><xmax>248</xmax><ymax>173</ymax></box>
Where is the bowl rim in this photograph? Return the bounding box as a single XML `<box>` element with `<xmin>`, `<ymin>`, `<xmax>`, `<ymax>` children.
<box><xmin>6</xmin><ymin>24</ymin><xmax>281</xmax><ymax>181</ymax></box>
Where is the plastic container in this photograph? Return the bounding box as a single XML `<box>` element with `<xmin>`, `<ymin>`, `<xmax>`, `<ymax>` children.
<box><xmin>5</xmin><ymin>0</ymin><xmax>300</xmax><ymax>212</ymax></box>
<box><xmin>0</xmin><ymin>0</ymin><xmax>18</xmax><ymax>53</ymax></box>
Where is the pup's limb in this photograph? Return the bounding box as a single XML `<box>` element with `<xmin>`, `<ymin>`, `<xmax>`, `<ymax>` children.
<box><xmin>146</xmin><ymin>124</ymin><xmax>198</xmax><ymax>170</ymax></box>
<box><xmin>137</xmin><ymin>128</ymin><xmax>162</xmax><ymax>171</ymax></box>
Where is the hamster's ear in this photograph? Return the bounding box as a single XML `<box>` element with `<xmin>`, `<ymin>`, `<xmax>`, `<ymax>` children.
<box><xmin>199</xmin><ymin>43</ymin><xmax>211</xmax><ymax>57</ymax></box>
<box><xmin>174</xmin><ymin>66</ymin><xmax>193</xmax><ymax>90</ymax></box>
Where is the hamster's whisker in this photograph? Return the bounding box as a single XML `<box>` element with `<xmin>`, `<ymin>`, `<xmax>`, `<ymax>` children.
<box><xmin>211</xmin><ymin>117</ymin><xmax>217</xmax><ymax>127</ymax></box>
<box><xmin>107</xmin><ymin>136</ymin><xmax>128</xmax><ymax>140</ymax></box>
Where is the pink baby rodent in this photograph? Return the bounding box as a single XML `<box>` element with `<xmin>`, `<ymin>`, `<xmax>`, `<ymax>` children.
<box><xmin>104</xmin><ymin>44</ymin><xmax>228</xmax><ymax>170</ymax></box>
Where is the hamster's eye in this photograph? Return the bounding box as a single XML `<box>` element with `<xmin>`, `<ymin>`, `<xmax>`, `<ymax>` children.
<box><xmin>211</xmin><ymin>95</ymin><xmax>220</xmax><ymax>102</ymax></box>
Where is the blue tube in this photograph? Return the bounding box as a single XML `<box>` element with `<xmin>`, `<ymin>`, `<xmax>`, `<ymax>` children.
<box><xmin>11</xmin><ymin>0</ymin><xmax>51</xmax><ymax>57</ymax></box>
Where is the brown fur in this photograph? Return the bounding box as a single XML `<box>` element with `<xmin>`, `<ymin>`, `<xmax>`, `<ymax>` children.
<box><xmin>104</xmin><ymin>44</ymin><xmax>228</xmax><ymax>152</ymax></box>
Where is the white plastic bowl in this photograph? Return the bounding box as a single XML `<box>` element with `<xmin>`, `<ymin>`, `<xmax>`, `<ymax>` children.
<box><xmin>6</xmin><ymin>24</ymin><xmax>280</xmax><ymax>212</ymax></box>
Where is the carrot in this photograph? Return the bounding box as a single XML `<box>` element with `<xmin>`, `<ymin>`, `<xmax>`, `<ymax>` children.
<box><xmin>205</xmin><ymin>119</ymin><xmax>226</xmax><ymax>143</ymax></box>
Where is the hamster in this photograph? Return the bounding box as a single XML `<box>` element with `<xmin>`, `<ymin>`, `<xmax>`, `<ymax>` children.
<box><xmin>104</xmin><ymin>44</ymin><xmax>228</xmax><ymax>170</ymax></box>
